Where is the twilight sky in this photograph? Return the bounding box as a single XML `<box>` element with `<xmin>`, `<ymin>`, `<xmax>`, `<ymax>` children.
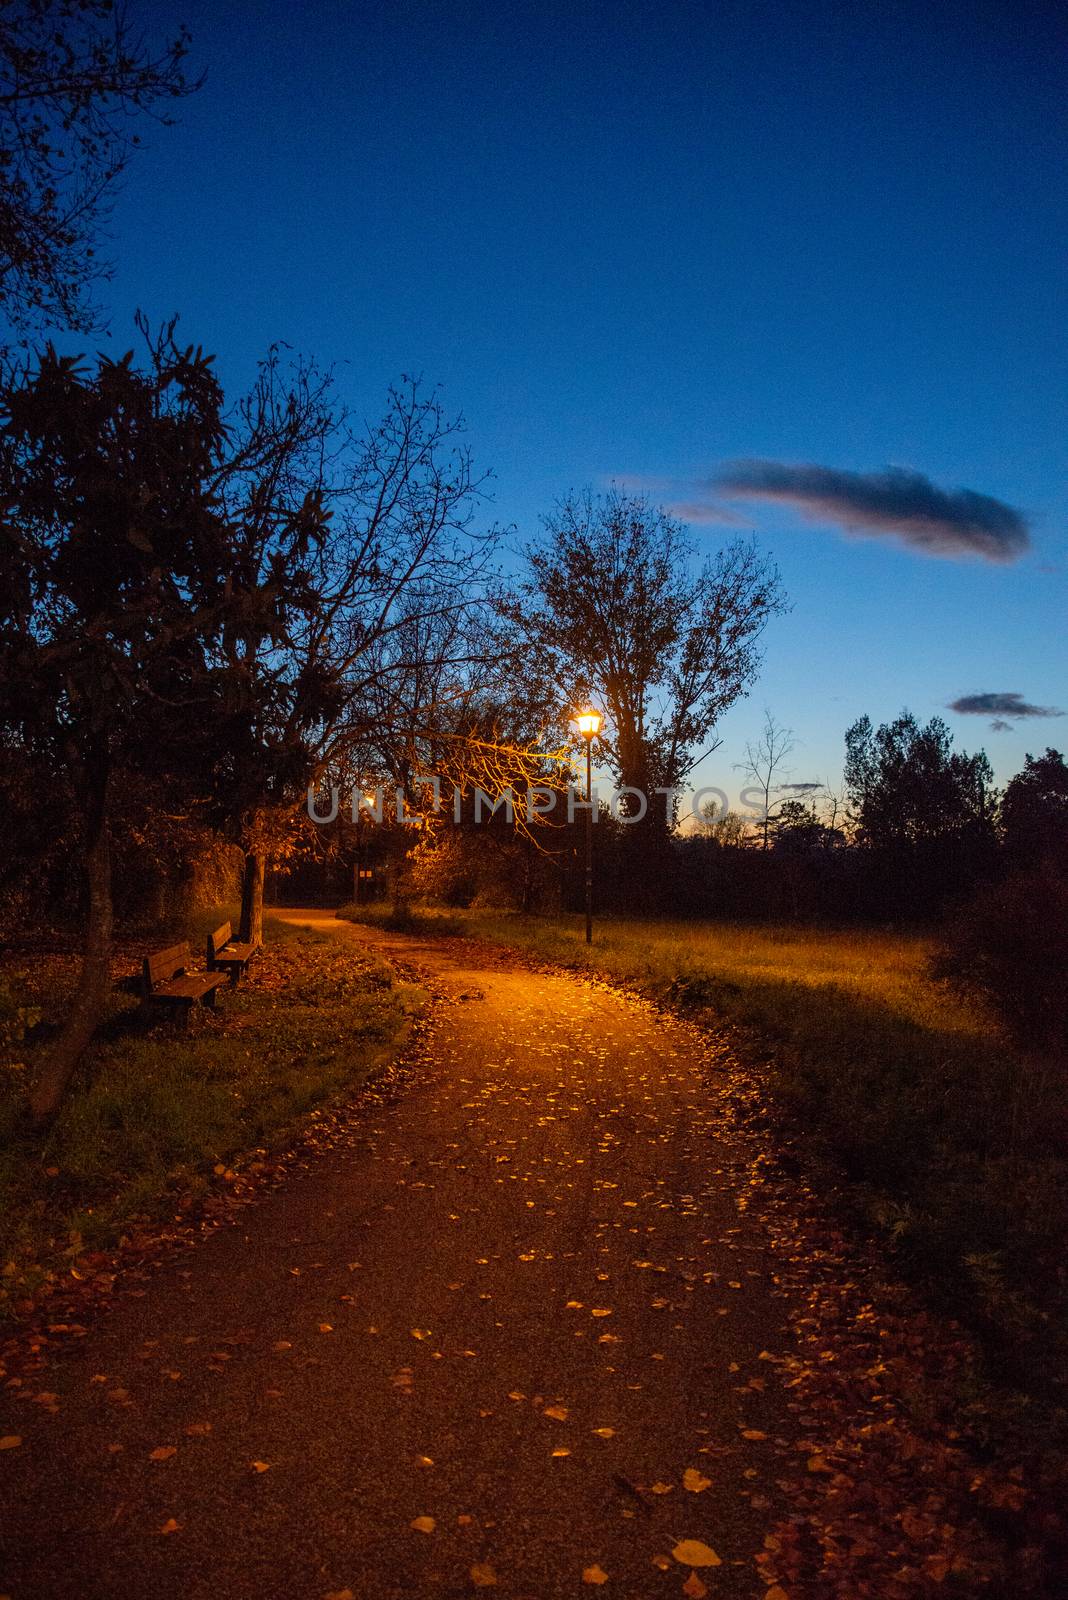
<box><xmin>95</xmin><ymin>0</ymin><xmax>1066</xmax><ymax>797</ymax></box>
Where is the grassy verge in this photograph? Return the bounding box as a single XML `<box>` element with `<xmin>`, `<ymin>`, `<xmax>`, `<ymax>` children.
<box><xmin>0</xmin><ymin>915</ymin><xmax>419</xmax><ymax>1319</ymax></box>
<box><xmin>340</xmin><ymin>902</ymin><xmax>1067</xmax><ymax>1382</ymax></box>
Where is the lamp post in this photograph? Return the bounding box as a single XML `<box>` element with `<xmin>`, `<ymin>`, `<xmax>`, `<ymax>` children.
<box><xmin>354</xmin><ymin>791</ymin><xmax>374</xmax><ymax>903</ymax></box>
<box><xmin>574</xmin><ymin>709</ymin><xmax>602</xmax><ymax>944</ymax></box>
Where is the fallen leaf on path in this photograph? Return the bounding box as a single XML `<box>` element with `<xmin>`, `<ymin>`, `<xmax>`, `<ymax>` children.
<box><xmin>592</xmin><ymin>1427</ymin><xmax>615</xmax><ymax>1439</ymax></box>
<box><xmin>682</xmin><ymin>1572</ymin><xmax>708</xmax><ymax>1598</ymax></box>
<box><xmin>683</xmin><ymin>1468</ymin><xmax>712</xmax><ymax>1493</ymax></box>
<box><xmin>149</xmin><ymin>1446</ymin><xmax>176</xmax><ymax>1461</ymax></box>
<box><xmin>582</xmin><ymin>1564</ymin><xmax>609</xmax><ymax>1584</ymax></box>
<box><xmin>470</xmin><ymin>1561</ymin><xmax>497</xmax><ymax>1587</ymax></box>
<box><xmin>411</xmin><ymin>1516</ymin><xmax>436</xmax><ymax>1533</ymax></box>
<box><xmin>411</xmin><ymin>1329</ymin><xmax>431</xmax><ymax>1341</ymax></box>
<box><xmin>251</xmin><ymin>1460</ymin><xmax>271</xmax><ymax>1473</ymax></box>
<box><xmin>671</xmin><ymin>1540</ymin><xmax>721</xmax><ymax>1568</ymax></box>
<box><xmin>551</xmin><ymin>1447</ymin><xmax>571</xmax><ymax>1458</ymax></box>
<box><xmin>415</xmin><ymin>1454</ymin><xmax>434</xmax><ymax>1467</ymax></box>
<box><xmin>651</xmin><ymin>1554</ymin><xmax>672</xmax><ymax>1571</ymax></box>
<box><xmin>159</xmin><ymin>1519</ymin><xmax>181</xmax><ymax>1534</ymax></box>
<box><xmin>764</xmin><ymin>1589</ymin><xmax>789</xmax><ymax>1600</ymax></box>
<box><xmin>741</xmin><ymin>1429</ymin><xmax>767</xmax><ymax>1441</ymax></box>
<box><xmin>324</xmin><ymin>1590</ymin><xmax>355</xmax><ymax>1599</ymax></box>
<box><xmin>272</xmin><ymin>1341</ymin><xmax>292</xmax><ymax>1352</ymax></box>
<box><xmin>0</xmin><ymin>1436</ymin><xmax>22</xmax><ymax>1451</ymax></box>
<box><xmin>649</xmin><ymin>1481</ymin><xmax>673</xmax><ymax>1495</ymax></box>
<box><xmin>590</xmin><ymin>1308</ymin><xmax>612</xmax><ymax>1318</ymax></box>
<box><xmin>544</xmin><ymin>1404</ymin><xmax>568</xmax><ymax>1421</ymax></box>
<box><xmin>185</xmin><ymin>1422</ymin><xmax>212</xmax><ymax>1437</ymax></box>
<box><xmin>319</xmin><ymin>1324</ymin><xmax>333</xmax><ymax>1334</ymax></box>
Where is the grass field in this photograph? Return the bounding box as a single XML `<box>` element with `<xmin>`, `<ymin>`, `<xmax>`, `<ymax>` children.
<box><xmin>0</xmin><ymin>914</ymin><xmax>418</xmax><ymax>1321</ymax></box>
<box><xmin>341</xmin><ymin>902</ymin><xmax>1068</xmax><ymax>1379</ymax></box>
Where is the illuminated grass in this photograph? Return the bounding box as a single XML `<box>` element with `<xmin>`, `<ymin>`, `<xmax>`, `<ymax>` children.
<box><xmin>0</xmin><ymin>917</ymin><xmax>418</xmax><ymax>1319</ymax></box>
<box><xmin>342</xmin><ymin>903</ymin><xmax>1065</xmax><ymax>1374</ymax></box>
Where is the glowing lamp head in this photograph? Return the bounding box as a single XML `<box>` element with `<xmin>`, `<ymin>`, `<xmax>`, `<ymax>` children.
<box><xmin>574</xmin><ymin>709</ymin><xmax>602</xmax><ymax>740</ymax></box>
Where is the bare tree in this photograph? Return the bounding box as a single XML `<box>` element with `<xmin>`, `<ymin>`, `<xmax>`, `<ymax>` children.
<box><xmin>737</xmin><ymin>710</ymin><xmax>795</xmax><ymax>849</ymax></box>
<box><xmin>501</xmin><ymin>489</ymin><xmax>786</xmax><ymax>832</ymax></box>
<box><xmin>0</xmin><ymin>0</ymin><xmax>197</xmax><ymax>340</ymax></box>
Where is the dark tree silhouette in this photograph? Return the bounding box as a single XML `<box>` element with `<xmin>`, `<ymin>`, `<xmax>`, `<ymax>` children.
<box><xmin>0</xmin><ymin>329</ymin><xmax>240</xmax><ymax>1118</ymax></box>
<box><xmin>844</xmin><ymin>711</ymin><xmax>996</xmax><ymax>848</ymax></box>
<box><xmin>0</xmin><ymin>0</ymin><xmax>196</xmax><ymax>339</ymax></box>
<box><xmin>1001</xmin><ymin>747</ymin><xmax>1068</xmax><ymax>868</ymax></box>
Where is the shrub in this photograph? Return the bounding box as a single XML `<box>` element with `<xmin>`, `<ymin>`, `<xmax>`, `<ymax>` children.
<box><xmin>935</xmin><ymin>868</ymin><xmax>1068</xmax><ymax>1057</ymax></box>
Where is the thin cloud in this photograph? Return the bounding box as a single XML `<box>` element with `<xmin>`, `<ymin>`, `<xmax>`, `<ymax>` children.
<box><xmin>989</xmin><ymin>719</ymin><xmax>1013</xmax><ymax>733</ymax></box>
<box><xmin>665</xmin><ymin>499</ymin><xmax>749</xmax><ymax>527</ymax></box>
<box><xmin>948</xmin><ymin>692</ymin><xmax>1063</xmax><ymax>720</ymax></box>
<box><xmin>713</xmin><ymin>460</ymin><xmax>1030</xmax><ymax>563</ymax></box>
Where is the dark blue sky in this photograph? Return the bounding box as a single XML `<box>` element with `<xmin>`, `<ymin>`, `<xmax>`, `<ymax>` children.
<box><xmin>102</xmin><ymin>0</ymin><xmax>1066</xmax><ymax>793</ymax></box>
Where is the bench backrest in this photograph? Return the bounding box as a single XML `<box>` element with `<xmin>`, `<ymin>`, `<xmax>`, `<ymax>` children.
<box><xmin>144</xmin><ymin>942</ymin><xmax>190</xmax><ymax>993</ymax></box>
<box><xmin>207</xmin><ymin>921</ymin><xmax>232</xmax><ymax>961</ymax></box>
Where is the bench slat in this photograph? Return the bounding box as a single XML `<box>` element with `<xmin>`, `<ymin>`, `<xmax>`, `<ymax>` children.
<box><xmin>144</xmin><ymin>943</ymin><xmax>190</xmax><ymax>989</ymax></box>
<box><xmin>155</xmin><ymin>973</ymin><xmax>228</xmax><ymax>1000</ymax></box>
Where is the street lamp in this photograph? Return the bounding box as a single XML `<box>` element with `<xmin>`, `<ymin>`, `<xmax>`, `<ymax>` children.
<box><xmin>354</xmin><ymin>791</ymin><xmax>374</xmax><ymax>903</ymax></box>
<box><xmin>573</xmin><ymin>709</ymin><xmax>602</xmax><ymax>944</ymax></box>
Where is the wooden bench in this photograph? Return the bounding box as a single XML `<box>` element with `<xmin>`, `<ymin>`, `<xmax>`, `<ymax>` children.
<box><xmin>206</xmin><ymin>921</ymin><xmax>260</xmax><ymax>987</ymax></box>
<box><xmin>142</xmin><ymin>943</ymin><xmax>229</xmax><ymax>1023</ymax></box>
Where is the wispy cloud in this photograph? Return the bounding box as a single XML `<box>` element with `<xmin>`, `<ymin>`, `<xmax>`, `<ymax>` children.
<box><xmin>948</xmin><ymin>692</ymin><xmax>1063</xmax><ymax>721</ymax></box>
<box><xmin>664</xmin><ymin>500</ymin><xmax>749</xmax><ymax>527</ymax></box>
<box><xmin>711</xmin><ymin>460</ymin><xmax>1030</xmax><ymax>563</ymax></box>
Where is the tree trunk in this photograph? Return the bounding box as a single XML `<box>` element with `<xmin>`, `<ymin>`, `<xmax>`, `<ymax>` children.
<box><xmin>238</xmin><ymin>851</ymin><xmax>265</xmax><ymax>945</ymax></box>
<box><xmin>29</xmin><ymin>805</ymin><xmax>113</xmax><ymax>1125</ymax></box>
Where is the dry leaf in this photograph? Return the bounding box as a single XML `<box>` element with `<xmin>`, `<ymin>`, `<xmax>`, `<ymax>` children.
<box><xmin>251</xmin><ymin>1460</ymin><xmax>271</xmax><ymax>1473</ymax></box>
<box><xmin>324</xmin><ymin>1590</ymin><xmax>355</xmax><ymax>1600</ymax></box>
<box><xmin>185</xmin><ymin>1422</ymin><xmax>212</xmax><ymax>1437</ymax></box>
<box><xmin>319</xmin><ymin>1324</ymin><xmax>333</xmax><ymax>1334</ymax></box>
<box><xmin>411</xmin><ymin>1328</ymin><xmax>431</xmax><ymax>1341</ymax></box>
<box><xmin>741</xmin><ymin>1429</ymin><xmax>767</xmax><ymax>1441</ymax></box>
<box><xmin>683</xmin><ymin>1467</ymin><xmax>712</xmax><ymax>1493</ymax></box>
<box><xmin>682</xmin><ymin>1573</ymin><xmax>708</xmax><ymax>1598</ymax></box>
<box><xmin>764</xmin><ymin>1589</ymin><xmax>789</xmax><ymax>1600</ymax></box>
<box><xmin>470</xmin><ymin>1561</ymin><xmax>497</xmax><ymax>1587</ymax></box>
<box><xmin>551</xmin><ymin>1447</ymin><xmax>571</xmax><ymax>1458</ymax></box>
<box><xmin>582</xmin><ymin>1564</ymin><xmax>609</xmax><ymax>1584</ymax></box>
<box><xmin>0</xmin><ymin>1436</ymin><xmax>22</xmax><ymax>1451</ymax></box>
<box><xmin>592</xmin><ymin>1427</ymin><xmax>615</xmax><ymax>1439</ymax></box>
<box><xmin>159</xmin><ymin>1518</ymin><xmax>182</xmax><ymax>1534</ymax></box>
<box><xmin>806</xmin><ymin>1454</ymin><xmax>831</xmax><ymax>1473</ymax></box>
<box><xmin>590</xmin><ymin>1308</ymin><xmax>612</xmax><ymax>1318</ymax></box>
<box><xmin>649</xmin><ymin>1481</ymin><xmax>673</xmax><ymax>1495</ymax></box>
<box><xmin>671</xmin><ymin>1540</ymin><xmax>721</xmax><ymax>1568</ymax></box>
<box><xmin>544</xmin><ymin>1404</ymin><xmax>568</xmax><ymax>1421</ymax></box>
<box><xmin>651</xmin><ymin>1554</ymin><xmax>672</xmax><ymax>1571</ymax></box>
<box><xmin>411</xmin><ymin>1515</ymin><xmax>436</xmax><ymax>1534</ymax></box>
<box><xmin>415</xmin><ymin>1454</ymin><xmax>434</xmax><ymax>1467</ymax></box>
<box><xmin>149</xmin><ymin>1446</ymin><xmax>176</xmax><ymax>1461</ymax></box>
<box><xmin>272</xmin><ymin>1341</ymin><xmax>292</xmax><ymax>1352</ymax></box>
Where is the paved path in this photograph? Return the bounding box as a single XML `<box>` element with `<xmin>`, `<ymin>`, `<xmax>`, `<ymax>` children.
<box><xmin>1</xmin><ymin>912</ymin><xmax>798</xmax><ymax>1600</ymax></box>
